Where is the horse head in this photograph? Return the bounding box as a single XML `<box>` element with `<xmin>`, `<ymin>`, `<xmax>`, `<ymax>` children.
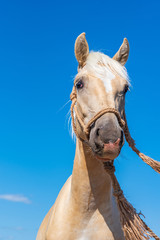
<box><xmin>72</xmin><ymin>33</ymin><xmax>130</xmax><ymax>161</ymax></box>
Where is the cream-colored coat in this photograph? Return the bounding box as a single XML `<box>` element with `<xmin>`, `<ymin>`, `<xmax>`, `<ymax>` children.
<box><xmin>36</xmin><ymin>32</ymin><xmax>129</xmax><ymax>240</ymax></box>
<box><xmin>36</xmin><ymin>140</ymin><xmax>124</xmax><ymax>240</ymax></box>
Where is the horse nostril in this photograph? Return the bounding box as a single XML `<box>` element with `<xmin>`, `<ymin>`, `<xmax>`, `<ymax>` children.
<box><xmin>94</xmin><ymin>142</ymin><xmax>103</xmax><ymax>153</ymax></box>
<box><xmin>96</xmin><ymin>128</ymin><xmax>100</xmax><ymax>137</ymax></box>
<box><xmin>95</xmin><ymin>142</ymin><xmax>100</xmax><ymax>149</ymax></box>
<box><xmin>120</xmin><ymin>130</ymin><xmax>124</xmax><ymax>144</ymax></box>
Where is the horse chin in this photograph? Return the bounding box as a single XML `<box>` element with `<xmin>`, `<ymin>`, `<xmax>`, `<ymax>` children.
<box><xmin>95</xmin><ymin>150</ymin><xmax>121</xmax><ymax>162</ymax></box>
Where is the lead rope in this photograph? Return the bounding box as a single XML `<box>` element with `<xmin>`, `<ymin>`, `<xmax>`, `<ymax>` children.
<box><xmin>123</xmin><ymin>111</ymin><xmax>160</xmax><ymax>174</ymax></box>
<box><xmin>70</xmin><ymin>88</ymin><xmax>160</xmax><ymax>240</ymax></box>
<box><xmin>104</xmin><ymin>162</ymin><xmax>160</xmax><ymax>240</ymax></box>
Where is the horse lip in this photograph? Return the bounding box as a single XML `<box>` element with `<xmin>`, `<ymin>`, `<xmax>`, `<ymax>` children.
<box><xmin>94</xmin><ymin>138</ymin><xmax>121</xmax><ymax>161</ymax></box>
<box><xmin>95</xmin><ymin>155</ymin><xmax>114</xmax><ymax>162</ymax></box>
<box><xmin>103</xmin><ymin>138</ymin><xmax>121</xmax><ymax>151</ymax></box>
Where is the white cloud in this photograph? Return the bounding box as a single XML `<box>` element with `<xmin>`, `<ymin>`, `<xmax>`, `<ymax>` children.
<box><xmin>0</xmin><ymin>194</ymin><xmax>31</xmax><ymax>204</ymax></box>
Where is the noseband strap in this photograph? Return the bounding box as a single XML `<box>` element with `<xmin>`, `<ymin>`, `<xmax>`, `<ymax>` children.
<box><xmin>70</xmin><ymin>88</ymin><xmax>125</xmax><ymax>140</ymax></box>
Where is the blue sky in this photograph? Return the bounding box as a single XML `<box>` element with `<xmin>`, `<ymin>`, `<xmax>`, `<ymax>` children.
<box><xmin>0</xmin><ymin>0</ymin><xmax>160</xmax><ymax>239</ymax></box>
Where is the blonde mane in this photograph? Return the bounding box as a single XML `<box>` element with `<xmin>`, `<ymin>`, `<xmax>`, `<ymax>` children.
<box><xmin>84</xmin><ymin>51</ymin><xmax>130</xmax><ymax>84</ymax></box>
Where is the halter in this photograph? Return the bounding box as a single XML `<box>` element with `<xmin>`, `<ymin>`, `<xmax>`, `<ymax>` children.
<box><xmin>70</xmin><ymin>86</ymin><xmax>125</xmax><ymax>140</ymax></box>
<box><xmin>70</xmin><ymin>86</ymin><xmax>160</xmax><ymax>240</ymax></box>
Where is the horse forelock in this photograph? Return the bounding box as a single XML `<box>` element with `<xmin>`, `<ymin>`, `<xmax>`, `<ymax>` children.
<box><xmin>84</xmin><ymin>51</ymin><xmax>130</xmax><ymax>85</ymax></box>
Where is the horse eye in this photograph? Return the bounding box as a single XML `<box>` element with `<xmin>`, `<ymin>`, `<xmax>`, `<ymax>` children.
<box><xmin>118</xmin><ymin>85</ymin><xmax>129</xmax><ymax>97</ymax></box>
<box><xmin>76</xmin><ymin>79</ymin><xmax>84</xmax><ymax>90</ymax></box>
<box><xmin>124</xmin><ymin>85</ymin><xmax>129</xmax><ymax>94</ymax></box>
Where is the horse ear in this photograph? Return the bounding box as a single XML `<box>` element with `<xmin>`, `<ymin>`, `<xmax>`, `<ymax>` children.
<box><xmin>75</xmin><ymin>33</ymin><xmax>89</xmax><ymax>68</ymax></box>
<box><xmin>113</xmin><ymin>38</ymin><xmax>129</xmax><ymax>66</ymax></box>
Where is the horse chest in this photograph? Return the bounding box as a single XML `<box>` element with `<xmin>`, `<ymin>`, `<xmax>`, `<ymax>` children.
<box><xmin>75</xmin><ymin>213</ymin><xmax>117</xmax><ymax>240</ymax></box>
<box><xmin>76</xmin><ymin>209</ymin><xmax>124</xmax><ymax>240</ymax></box>
<box><xmin>44</xmin><ymin>176</ymin><xmax>124</xmax><ymax>240</ymax></box>
<box><xmin>46</xmin><ymin>207</ymin><xmax>124</xmax><ymax>240</ymax></box>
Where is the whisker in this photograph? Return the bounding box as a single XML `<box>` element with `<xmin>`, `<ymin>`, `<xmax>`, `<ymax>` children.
<box><xmin>65</xmin><ymin>108</ymin><xmax>76</xmax><ymax>141</ymax></box>
<box><xmin>57</xmin><ymin>99</ymin><xmax>71</xmax><ymax>113</ymax></box>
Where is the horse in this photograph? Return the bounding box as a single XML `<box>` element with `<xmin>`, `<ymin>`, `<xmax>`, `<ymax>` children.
<box><xmin>36</xmin><ymin>33</ymin><xmax>160</xmax><ymax>240</ymax></box>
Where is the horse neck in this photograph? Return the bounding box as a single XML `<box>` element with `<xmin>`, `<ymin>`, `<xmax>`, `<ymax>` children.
<box><xmin>71</xmin><ymin>139</ymin><xmax>112</xmax><ymax>212</ymax></box>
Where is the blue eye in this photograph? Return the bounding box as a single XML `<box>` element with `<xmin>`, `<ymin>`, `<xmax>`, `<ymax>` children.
<box><xmin>76</xmin><ymin>79</ymin><xmax>84</xmax><ymax>89</ymax></box>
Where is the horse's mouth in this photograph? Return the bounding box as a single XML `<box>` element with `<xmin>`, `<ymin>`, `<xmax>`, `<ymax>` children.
<box><xmin>94</xmin><ymin>138</ymin><xmax>122</xmax><ymax>162</ymax></box>
<box><xmin>95</xmin><ymin>155</ymin><xmax>115</xmax><ymax>162</ymax></box>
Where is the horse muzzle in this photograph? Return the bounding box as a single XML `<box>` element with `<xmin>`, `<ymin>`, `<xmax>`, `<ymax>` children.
<box><xmin>88</xmin><ymin>113</ymin><xmax>124</xmax><ymax>161</ymax></box>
